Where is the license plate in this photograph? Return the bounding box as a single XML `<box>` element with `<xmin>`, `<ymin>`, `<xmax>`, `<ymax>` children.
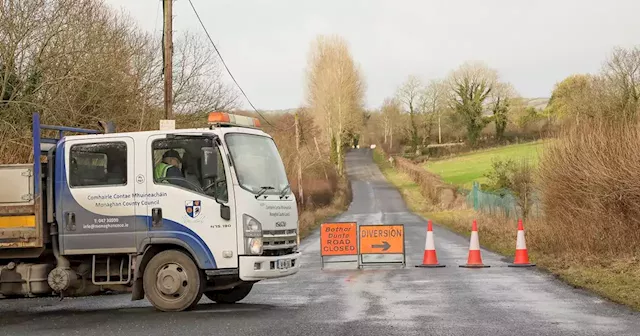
<box><xmin>276</xmin><ymin>259</ymin><xmax>291</xmax><ymax>270</ymax></box>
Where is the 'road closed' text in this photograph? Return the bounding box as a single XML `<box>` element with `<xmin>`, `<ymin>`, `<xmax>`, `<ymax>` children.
<box><xmin>320</xmin><ymin>222</ymin><xmax>358</xmax><ymax>256</ymax></box>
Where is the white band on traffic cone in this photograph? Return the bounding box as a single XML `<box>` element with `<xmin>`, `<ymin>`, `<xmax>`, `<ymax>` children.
<box><xmin>426</xmin><ymin>231</ymin><xmax>435</xmax><ymax>250</ymax></box>
<box><xmin>516</xmin><ymin>230</ymin><xmax>526</xmax><ymax>249</ymax></box>
<box><xmin>469</xmin><ymin>231</ymin><xmax>480</xmax><ymax>250</ymax></box>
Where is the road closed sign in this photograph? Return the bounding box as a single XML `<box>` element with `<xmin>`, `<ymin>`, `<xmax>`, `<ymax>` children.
<box><xmin>320</xmin><ymin>222</ymin><xmax>358</xmax><ymax>256</ymax></box>
<box><xmin>359</xmin><ymin>224</ymin><xmax>404</xmax><ymax>254</ymax></box>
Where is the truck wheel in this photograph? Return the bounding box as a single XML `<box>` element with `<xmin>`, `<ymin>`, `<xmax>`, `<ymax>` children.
<box><xmin>143</xmin><ymin>249</ymin><xmax>204</xmax><ymax>312</ymax></box>
<box><xmin>204</xmin><ymin>283</ymin><xmax>253</xmax><ymax>304</ymax></box>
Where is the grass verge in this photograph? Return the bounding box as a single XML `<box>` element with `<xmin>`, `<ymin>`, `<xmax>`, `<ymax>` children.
<box><xmin>373</xmin><ymin>148</ymin><xmax>640</xmax><ymax>311</ymax></box>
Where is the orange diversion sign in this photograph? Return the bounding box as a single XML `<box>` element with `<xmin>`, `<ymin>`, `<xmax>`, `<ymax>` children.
<box><xmin>359</xmin><ymin>224</ymin><xmax>404</xmax><ymax>254</ymax></box>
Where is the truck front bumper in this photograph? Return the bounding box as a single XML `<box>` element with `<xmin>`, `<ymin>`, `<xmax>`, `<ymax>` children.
<box><xmin>238</xmin><ymin>252</ymin><xmax>302</xmax><ymax>281</ymax></box>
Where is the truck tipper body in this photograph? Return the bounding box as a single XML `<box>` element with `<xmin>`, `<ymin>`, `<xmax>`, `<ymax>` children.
<box><xmin>0</xmin><ymin>112</ymin><xmax>301</xmax><ymax>311</ymax></box>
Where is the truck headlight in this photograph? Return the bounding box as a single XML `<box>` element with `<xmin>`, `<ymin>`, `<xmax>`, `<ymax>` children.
<box><xmin>243</xmin><ymin>214</ymin><xmax>263</xmax><ymax>255</ymax></box>
<box><xmin>243</xmin><ymin>214</ymin><xmax>262</xmax><ymax>238</ymax></box>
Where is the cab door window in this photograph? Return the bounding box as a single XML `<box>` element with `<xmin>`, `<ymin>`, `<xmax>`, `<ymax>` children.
<box><xmin>69</xmin><ymin>142</ymin><xmax>127</xmax><ymax>187</ymax></box>
<box><xmin>151</xmin><ymin>137</ymin><xmax>228</xmax><ymax>202</ymax></box>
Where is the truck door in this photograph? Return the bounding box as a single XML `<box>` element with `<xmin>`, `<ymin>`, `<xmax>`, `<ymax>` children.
<box><xmin>142</xmin><ymin>134</ymin><xmax>237</xmax><ymax>270</ymax></box>
<box><xmin>60</xmin><ymin>137</ymin><xmax>138</xmax><ymax>254</ymax></box>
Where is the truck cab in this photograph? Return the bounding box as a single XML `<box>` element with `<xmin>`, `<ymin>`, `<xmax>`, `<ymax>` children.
<box><xmin>0</xmin><ymin>112</ymin><xmax>301</xmax><ymax>311</ymax></box>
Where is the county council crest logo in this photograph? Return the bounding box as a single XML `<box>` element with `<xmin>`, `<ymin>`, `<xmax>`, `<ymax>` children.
<box><xmin>185</xmin><ymin>200</ymin><xmax>201</xmax><ymax>218</ymax></box>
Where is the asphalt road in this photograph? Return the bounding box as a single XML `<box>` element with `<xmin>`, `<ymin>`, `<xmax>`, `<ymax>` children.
<box><xmin>1</xmin><ymin>149</ymin><xmax>639</xmax><ymax>335</ymax></box>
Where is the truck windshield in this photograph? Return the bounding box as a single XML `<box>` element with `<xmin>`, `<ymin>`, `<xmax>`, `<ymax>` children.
<box><xmin>225</xmin><ymin>133</ymin><xmax>288</xmax><ymax>195</ymax></box>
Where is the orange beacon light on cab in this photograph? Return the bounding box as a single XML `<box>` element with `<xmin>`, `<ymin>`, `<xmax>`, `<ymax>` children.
<box><xmin>208</xmin><ymin>112</ymin><xmax>261</xmax><ymax>128</ymax></box>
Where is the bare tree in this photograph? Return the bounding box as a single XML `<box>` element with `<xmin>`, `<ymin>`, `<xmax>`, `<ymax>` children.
<box><xmin>602</xmin><ymin>46</ymin><xmax>640</xmax><ymax>121</ymax></box>
<box><xmin>380</xmin><ymin>97</ymin><xmax>402</xmax><ymax>150</ymax></box>
<box><xmin>0</xmin><ymin>0</ymin><xmax>240</xmax><ymax>164</ymax></box>
<box><xmin>305</xmin><ymin>36</ymin><xmax>335</xmax><ymax>158</ymax></box>
<box><xmin>171</xmin><ymin>31</ymin><xmax>239</xmax><ymax>115</ymax></box>
<box><xmin>421</xmin><ymin>79</ymin><xmax>448</xmax><ymax>144</ymax></box>
<box><xmin>396</xmin><ymin>75</ymin><xmax>423</xmax><ymax>153</ymax></box>
<box><xmin>304</xmin><ymin>34</ymin><xmax>365</xmax><ymax>176</ymax></box>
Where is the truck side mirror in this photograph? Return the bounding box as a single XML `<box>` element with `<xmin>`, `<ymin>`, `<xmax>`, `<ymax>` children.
<box><xmin>97</xmin><ymin>120</ymin><xmax>116</xmax><ymax>133</ymax></box>
<box><xmin>201</xmin><ymin>147</ymin><xmax>218</xmax><ymax>180</ymax></box>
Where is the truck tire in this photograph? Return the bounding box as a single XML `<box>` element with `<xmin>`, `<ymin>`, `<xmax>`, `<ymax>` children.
<box><xmin>143</xmin><ymin>249</ymin><xmax>204</xmax><ymax>312</ymax></box>
<box><xmin>204</xmin><ymin>283</ymin><xmax>253</xmax><ymax>304</ymax></box>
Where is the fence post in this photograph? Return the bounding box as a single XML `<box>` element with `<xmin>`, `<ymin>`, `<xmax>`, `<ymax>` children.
<box><xmin>473</xmin><ymin>181</ymin><xmax>479</xmax><ymax>211</ymax></box>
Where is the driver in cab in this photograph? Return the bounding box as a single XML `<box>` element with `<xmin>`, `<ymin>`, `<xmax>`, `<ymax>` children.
<box><xmin>155</xmin><ymin>149</ymin><xmax>195</xmax><ymax>190</ymax></box>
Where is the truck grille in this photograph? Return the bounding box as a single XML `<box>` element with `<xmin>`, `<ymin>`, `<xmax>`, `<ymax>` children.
<box><xmin>262</xmin><ymin>229</ymin><xmax>297</xmax><ymax>236</ymax></box>
<box><xmin>262</xmin><ymin>229</ymin><xmax>297</xmax><ymax>256</ymax></box>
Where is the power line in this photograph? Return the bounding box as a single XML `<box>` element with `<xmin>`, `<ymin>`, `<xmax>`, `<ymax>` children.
<box><xmin>187</xmin><ymin>0</ymin><xmax>280</xmax><ymax>129</ymax></box>
<box><xmin>153</xmin><ymin>0</ymin><xmax>161</xmax><ymax>39</ymax></box>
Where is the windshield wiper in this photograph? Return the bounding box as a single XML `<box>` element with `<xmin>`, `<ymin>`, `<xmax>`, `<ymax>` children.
<box><xmin>255</xmin><ymin>186</ymin><xmax>275</xmax><ymax>199</ymax></box>
<box><xmin>279</xmin><ymin>184</ymin><xmax>291</xmax><ymax>199</ymax></box>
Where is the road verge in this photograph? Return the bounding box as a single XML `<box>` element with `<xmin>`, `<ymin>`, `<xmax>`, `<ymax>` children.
<box><xmin>372</xmin><ymin>148</ymin><xmax>640</xmax><ymax>311</ymax></box>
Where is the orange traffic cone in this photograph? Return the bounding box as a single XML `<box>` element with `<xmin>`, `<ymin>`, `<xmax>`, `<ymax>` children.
<box><xmin>459</xmin><ymin>219</ymin><xmax>490</xmax><ymax>268</ymax></box>
<box><xmin>416</xmin><ymin>220</ymin><xmax>445</xmax><ymax>268</ymax></box>
<box><xmin>508</xmin><ymin>219</ymin><xmax>535</xmax><ymax>267</ymax></box>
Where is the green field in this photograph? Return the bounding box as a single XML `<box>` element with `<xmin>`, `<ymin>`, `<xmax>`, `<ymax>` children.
<box><xmin>424</xmin><ymin>141</ymin><xmax>544</xmax><ymax>189</ymax></box>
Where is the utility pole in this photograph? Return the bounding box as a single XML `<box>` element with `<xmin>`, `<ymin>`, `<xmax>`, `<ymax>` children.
<box><xmin>438</xmin><ymin>113</ymin><xmax>442</xmax><ymax>144</ymax></box>
<box><xmin>295</xmin><ymin>112</ymin><xmax>304</xmax><ymax>207</ymax></box>
<box><xmin>162</xmin><ymin>0</ymin><xmax>173</xmax><ymax>120</ymax></box>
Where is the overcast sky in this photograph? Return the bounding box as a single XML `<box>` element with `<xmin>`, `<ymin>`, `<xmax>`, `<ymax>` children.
<box><xmin>106</xmin><ymin>0</ymin><xmax>640</xmax><ymax>111</ymax></box>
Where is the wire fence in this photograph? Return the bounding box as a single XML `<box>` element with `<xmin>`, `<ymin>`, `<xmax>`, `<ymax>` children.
<box><xmin>464</xmin><ymin>181</ymin><xmax>543</xmax><ymax>219</ymax></box>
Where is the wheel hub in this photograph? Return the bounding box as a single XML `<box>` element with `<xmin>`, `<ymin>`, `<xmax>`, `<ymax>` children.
<box><xmin>156</xmin><ymin>263</ymin><xmax>188</xmax><ymax>297</ymax></box>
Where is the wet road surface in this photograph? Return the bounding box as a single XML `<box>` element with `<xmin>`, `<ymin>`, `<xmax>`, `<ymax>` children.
<box><xmin>1</xmin><ymin>149</ymin><xmax>639</xmax><ymax>335</ymax></box>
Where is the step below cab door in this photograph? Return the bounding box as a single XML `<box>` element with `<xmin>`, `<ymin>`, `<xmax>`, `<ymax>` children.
<box><xmin>59</xmin><ymin>136</ymin><xmax>138</xmax><ymax>254</ymax></box>
<box><xmin>142</xmin><ymin>134</ymin><xmax>237</xmax><ymax>270</ymax></box>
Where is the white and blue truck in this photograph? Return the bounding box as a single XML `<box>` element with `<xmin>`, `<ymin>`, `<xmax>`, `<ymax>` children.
<box><xmin>0</xmin><ymin>112</ymin><xmax>301</xmax><ymax>311</ymax></box>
